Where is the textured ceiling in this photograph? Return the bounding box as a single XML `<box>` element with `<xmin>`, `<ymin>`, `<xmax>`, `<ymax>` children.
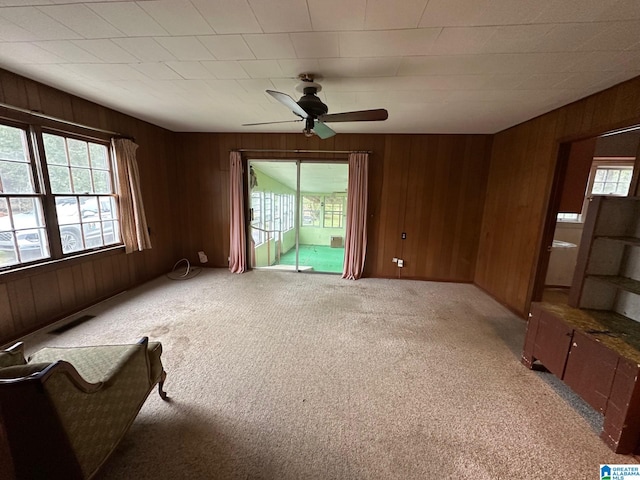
<box><xmin>0</xmin><ymin>0</ymin><xmax>639</xmax><ymax>135</ymax></box>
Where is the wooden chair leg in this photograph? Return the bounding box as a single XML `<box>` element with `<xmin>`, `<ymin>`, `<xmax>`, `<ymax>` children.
<box><xmin>158</xmin><ymin>370</ymin><xmax>169</xmax><ymax>400</ymax></box>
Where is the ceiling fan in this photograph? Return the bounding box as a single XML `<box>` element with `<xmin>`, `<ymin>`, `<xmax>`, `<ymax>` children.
<box><xmin>242</xmin><ymin>74</ymin><xmax>388</xmax><ymax>139</ymax></box>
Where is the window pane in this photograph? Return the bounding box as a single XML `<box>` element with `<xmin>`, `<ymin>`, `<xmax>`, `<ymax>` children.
<box><xmin>10</xmin><ymin>197</ymin><xmax>44</xmax><ymax>228</ymax></box>
<box><xmin>603</xmin><ymin>182</ymin><xmax>617</xmax><ymax>194</ymax></box>
<box><xmin>93</xmin><ymin>170</ymin><xmax>111</xmax><ymax>194</ymax></box>
<box><xmin>60</xmin><ymin>224</ymin><xmax>84</xmax><ymax>253</ymax></box>
<box><xmin>0</xmin><ymin>231</ymin><xmax>18</xmax><ymax>267</ymax></box>
<box><xmin>17</xmin><ymin>227</ymin><xmax>49</xmax><ymax>262</ymax></box>
<box><xmin>617</xmin><ymin>182</ymin><xmax>630</xmax><ymax>195</ymax></box>
<box><xmin>594</xmin><ymin>169</ymin><xmax>606</xmax><ymax>182</ymax></box>
<box><xmin>83</xmin><ymin>222</ymin><xmax>103</xmax><ymax>249</ymax></box>
<box><xmin>103</xmin><ymin>220</ymin><xmax>119</xmax><ymax>244</ymax></box>
<box><xmin>0</xmin><ymin>125</ymin><xmax>27</xmax><ymax>162</ymax></box>
<box><xmin>90</xmin><ymin>143</ymin><xmax>108</xmax><ymax>169</ymax></box>
<box><xmin>56</xmin><ymin>197</ymin><xmax>81</xmax><ymax>225</ymax></box>
<box><xmin>68</xmin><ymin>139</ymin><xmax>89</xmax><ymax>167</ymax></box>
<box><xmin>2</xmin><ymin>197</ymin><xmax>50</xmax><ymax>263</ymax></box>
<box><xmin>43</xmin><ymin>134</ymin><xmax>68</xmax><ymax>165</ymax></box>
<box><xmin>592</xmin><ymin>182</ymin><xmax>604</xmax><ymax>194</ymax></box>
<box><xmin>0</xmin><ymin>160</ymin><xmax>35</xmax><ymax>193</ymax></box>
<box><xmin>72</xmin><ymin>168</ymin><xmax>92</xmax><ymax>193</ymax></box>
<box><xmin>620</xmin><ymin>169</ymin><xmax>633</xmax><ymax>183</ymax></box>
<box><xmin>49</xmin><ymin>165</ymin><xmax>71</xmax><ymax>193</ymax></box>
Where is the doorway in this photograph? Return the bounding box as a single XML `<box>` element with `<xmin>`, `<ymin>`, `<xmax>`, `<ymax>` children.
<box><xmin>535</xmin><ymin>127</ymin><xmax>640</xmax><ymax>305</ymax></box>
<box><xmin>248</xmin><ymin>160</ymin><xmax>348</xmax><ymax>274</ymax></box>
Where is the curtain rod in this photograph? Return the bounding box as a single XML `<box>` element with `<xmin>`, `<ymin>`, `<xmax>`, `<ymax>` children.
<box><xmin>235</xmin><ymin>149</ymin><xmax>371</xmax><ymax>154</ymax></box>
<box><xmin>0</xmin><ymin>101</ymin><xmax>133</xmax><ymax>139</ymax></box>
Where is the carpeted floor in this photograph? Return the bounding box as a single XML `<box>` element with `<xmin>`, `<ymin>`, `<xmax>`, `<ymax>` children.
<box><xmin>279</xmin><ymin>245</ymin><xmax>344</xmax><ymax>273</ymax></box>
<box><xmin>20</xmin><ymin>269</ymin><xmax>635</xmax><ymax>479</ymax></box>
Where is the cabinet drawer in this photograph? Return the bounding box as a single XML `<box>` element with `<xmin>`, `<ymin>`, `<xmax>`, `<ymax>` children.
<box><xmin>563</xmin><ymin>330</ymin><xmax>618</xmax><ymax>413</ymax></box>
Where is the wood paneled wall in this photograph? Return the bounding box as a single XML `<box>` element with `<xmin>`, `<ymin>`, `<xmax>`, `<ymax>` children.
<box><xmin>0</xmin><ymin>69</ymin><xmax>178</xmax><ymax>345</ymax></box>
<box><xmin>173</xmin><ymin>132</ymin><xmax>492</xmax><ymax>282</ymax></box>
<box><xmin>475</xmin><ymin>76</ymin><xmax>640</xmax><ymax>317</ymax></box>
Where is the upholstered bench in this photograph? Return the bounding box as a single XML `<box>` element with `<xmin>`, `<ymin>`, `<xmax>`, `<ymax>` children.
<box><xmin>0</xmin><ymin>337</ymin><xmax>168</xmax><ymax>480</ymax></box>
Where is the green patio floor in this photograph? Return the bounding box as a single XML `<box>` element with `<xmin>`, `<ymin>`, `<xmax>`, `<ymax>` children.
<box><xmin>279</xmin><ymin>245</ymin><xmax>344</xmax><ymax>273</ymax></box>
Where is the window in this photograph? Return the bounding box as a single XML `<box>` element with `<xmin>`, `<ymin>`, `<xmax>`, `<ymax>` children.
<box><xmin>0</xmin><ymin>122</ymin><xmax>121</xmax><ymax>271</ymax></box>
<box><xmin>301</xmin><ymin>195</ymin><xmax>345</xmax><ymax>228</ymax></box>
<box><xmin>250</xmin><ymin>192</ymin><xmax>295</xmax><ymax>246</ymax></box>
<box><xmin>323</xmin><ymin>196</ymin><xmax>345</xmax><ymax>228</ymax></box>
<box><xmin>302</xmin><ymin>195</ymin><xmax>321</xmax><ymax>226</ymax></box>
<box><xmin>557</xmin><ymin>159</ymin><xmax>635</xmax><ymax>223</ymax></box>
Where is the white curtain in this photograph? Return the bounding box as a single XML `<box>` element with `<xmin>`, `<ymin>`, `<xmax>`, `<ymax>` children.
<box><xmin>229</xmin><ymin>151</ymin><xmax>246</xmax><ymax>273</ymax></box>
<box><xmin>342</xmin><ymin>152</ymin><xmax>369</xmax><ymax>280</ymax></box>
<box><xmin>112</xmin><ymin>138</ymin><xmax>151</xmax><ymax>254</ymax></box>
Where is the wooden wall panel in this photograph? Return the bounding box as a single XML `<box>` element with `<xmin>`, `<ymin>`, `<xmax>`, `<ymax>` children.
<box><xmin>476</xmin><ymin>75</ymin><xmax>640</xmax><ymax>316</ymax></box>
<box><xmin>0</xmin><ymin>68</ymin><xmax>178</xmax><ymax>345</ymax></box>
<box><xmin>173</xmin><ymin>132</ymin><xmax>492</xmax><ymax>283</ymax></box>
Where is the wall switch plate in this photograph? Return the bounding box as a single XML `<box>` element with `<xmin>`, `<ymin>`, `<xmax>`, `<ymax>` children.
<box><xmin>392</xmin><ymin>257</ymin><xmax>398</xmax><ymax>263</ymax></box>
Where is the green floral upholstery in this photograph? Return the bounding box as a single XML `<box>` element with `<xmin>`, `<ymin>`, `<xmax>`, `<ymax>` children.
<box><xmin>0</xmin><ymin>338</ymin><xmax>167</xmax><ymax>480</ymax></box>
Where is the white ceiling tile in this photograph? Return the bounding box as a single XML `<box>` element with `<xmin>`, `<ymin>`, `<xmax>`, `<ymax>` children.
<box><xmin>419</xmin><ymin>0</ymin><xmax>541</xmax><ymax>27</ymax></box>
<box><xmin>576</xmin><ymin>21</ymin><xmax>640</xmax><ymax>52</ymax></box>
<box><xmin>513</xmin><ymin>73</ymin><xmax>572</xmax><ymax>90</ymax></box>
<box><xmin>243</xmin><ymin>34</ymin><xmax>296</xmax><ymax>59</ymax></box>
<box><xmin>33</xmin><ymin>40</ymin><xmax>101</xmax><ymax>62</ymax></box>
<box><xmin>398</xmin><ymin>55</ymin><xmax>489</xmax><ymax>76</ymax></box>
<box><xmin>131</xmin><ymin>62</ymin><xmax>182</xmax><ymax>80</ymax></box>
<box><xmin>597</xmin><ymin>0</ymin><xmax>640</xmax><ymax>21</ymax></box>
<box><xmin>239</xmin><ymin>59</ymin><xmax>284</xmax><ymax>78</ymax></box>
<box><xmin>155</xmin><ymin>37</ymin><xmax>214</xmax><ymax>61</ymax></box>
<box><xmin>309</xmin><ymin>0</ymin><xmax>365</xmax><ymax>31</ymax></box>
<box><xmin>0</xmin><ymin>6</ymin><xmax>80</xmax><ymax>40</ymax></box>
<box><xmin>320</xmin><ymin>57</ymin><xmax>401</xmax><ymax>78</ymax></box>
<box><xmin>0</xmin><ymin>42</ymin><xmax>66</xmax><ymax>63</ymax></box>
<box><xmin>36</xmin><ymin>4</ymin><xmax>124</xmax><ymax>39</ymax></box>
<box><xmin>247</xmin><ymin>0</ymin><xmax>312</xmax><ymax>33</ymax></box>
<box><xmin>190</xmin><ymin>0</ymin><xmax>261</xmax><ymax>34</ymax></box>
<box><xmin>290</xmin><ymin>32</ymin><xmax>339</xmax><ymax>58</ymax></box>
<box><xmin>71</xmin><ymin>39</ymin><xmax>139</xmax><ymax>63</ymax></box>
<box><xmin>64</xmin><ymin>63</ymin><xmax>148</xmax><ymax>81</ymax></box>
<box><xmin>199</xmin><ymin>35</ymin><xmax>255</xmax><ymax>60</ymax></box>
<box><xmin>277</xmin><ymin>58</ymin><xmax>321</xmax><ymax>77</ymax></box>
<box><xmin>87</xmin><ymin>2</ymin><xmax>168</xmax><ymax>36</ymax></box>
<box><xmin>139</xmin><ymin>0</ymin><xmax>213</xmax><ymax>35</ymax></box>
<box><xmin>364</xmin><ymin>0</ymin><xmax>428</xmax><ymax>30</ymax></box>
<box><xmin>236</xmin><ymin>78</ymin><xmax>276</xmax><ymax>94</ymax></box>
<box><xmin>533</xmin><ymin>23</ymin><xmax>606</xmax><ymax>53</ymax></box>
<box><xmin>553</xmin><ymin>71</ymin><xmax>619</xmax><ymax>90</ymax></box>
<box><xmin>339</xmin><ymin>29</ymin><xmax>441</xmax><ymax>57</ymax></box>
<box><xmin>203</xmin><ymin>79</ymin><xmax>247</xmax><ymax>94</ymax></box>
<box><xmin>431</xmin><ymin>27</ymin><xmax>496</xmax><ymax>55</ymax></box>
<box><xmin>166</xmin><ymin>61</ymin><xmax>215</xmax><ymax>79</ymax></box>
<box><xmin>534</xmin><ymin>0</ymin><xmax>618</xmax><ymax>23</ymax></box>
<box><xmin>481</xmin><ymin>25</ymin><xmax>555</xmax><ymax>54</ymax></box>
<box><xmin>565</xmin><ymin>51</ymin><xmax>637</xmax><ymax>73</ymax></box>
<box><xmin>201</xmin><ymin>60</ymin><xmax>249</xmax><ymax>79</ymax></box>
<box><xmin>112</xmin><ymin>37</ymin><xmax>174</xmax><ymax>62</ymax></box>
<box><xmin>0</xmin><ymin>15</ymin><xmax>40</xmax><ymax>41</ymax></box>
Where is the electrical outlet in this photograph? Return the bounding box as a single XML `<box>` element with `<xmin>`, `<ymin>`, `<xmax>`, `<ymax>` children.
<box><xmin>398</xmin><ymin>259</ymin><xmax>404</xmax><ymax>267</ymax></box>
<box><xmin>392</xmin><ymin>257</ymin><xmax>398</xmax><ymax>263</ymax></box>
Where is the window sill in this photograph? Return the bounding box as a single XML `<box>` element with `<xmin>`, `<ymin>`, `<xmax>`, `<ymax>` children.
<box><xmin>0</xmin><ymin>245</ymin><xmax>125</xmax><ymax>282</ymax></box>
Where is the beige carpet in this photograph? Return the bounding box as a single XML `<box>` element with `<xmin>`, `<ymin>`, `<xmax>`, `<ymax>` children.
<box><xmin>21</xmin><ymin>269</ymin><xmax>635</xmax><ymax>479</ymax></box>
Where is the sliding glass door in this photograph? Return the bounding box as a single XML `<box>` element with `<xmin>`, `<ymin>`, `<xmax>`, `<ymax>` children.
<box><xmin>248</xmin><ymin>160</ymin><xmax>347</xmax><ymax>273</ymax></box>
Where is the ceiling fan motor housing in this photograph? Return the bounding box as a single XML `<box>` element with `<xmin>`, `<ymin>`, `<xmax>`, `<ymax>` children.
<box><xmin>297</xmin><ymin>86</ymin><xmax>328</xmax><ymax>117</ymax></box>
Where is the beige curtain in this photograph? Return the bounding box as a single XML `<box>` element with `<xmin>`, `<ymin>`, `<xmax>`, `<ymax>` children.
<box><xmin>229</xmin><ymin>151</ymin><xmax>246</xmax><ymax>273</ymax></box>
<box><xmin>112</xmin><ymin>138</ymin><xmax>151</xmax><ymax>254</ymax></box>
<box><xmin>342</xmin><ymin>152</ymin><xmax>369</xmax><ymax>280</ymax></box>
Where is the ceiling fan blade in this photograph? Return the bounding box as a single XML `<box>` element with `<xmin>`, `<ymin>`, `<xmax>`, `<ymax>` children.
<box><xmin>313</xmin><ymin>120</ymin><xmax>336</xmax><ymax>140</ymax></box>
<box><xmin>242</xmin><ymin>119</ymin><xmax>303</xmax><ymax>126</ymax></box>
<box><xmin>266</xmin><ymin>90</ymin><xmax>309</xmax><ymax>119</ymax></box>
<box><xmin>319</xmin><ymin>109</ymin><xmax>388</xmax><ymax>123</ymax></box>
